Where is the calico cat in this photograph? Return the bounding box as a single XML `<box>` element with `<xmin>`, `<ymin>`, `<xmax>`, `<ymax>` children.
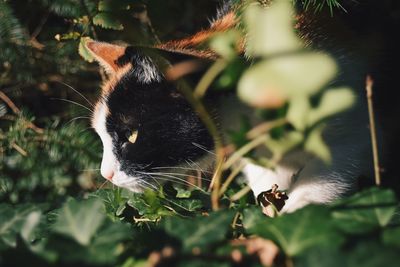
<box><xmin>86</xmin><ymin>1</ymin><xmax>373</xmax><ymax>213</ymax></box>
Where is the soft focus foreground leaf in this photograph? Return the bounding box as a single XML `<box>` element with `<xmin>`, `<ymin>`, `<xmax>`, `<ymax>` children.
<box><xmin>331</xmin><ymin>187</ymin><xmax>398</xmax><ymax>234</ymax></box>
<box><xmin>163</xmin><ymin>211</ymin><xmax>234</xmax><ymax>252</ymax></box>
<box><xmin>51</xmin><ymin>198</ymin><xmax>105</xmax><ymax>246</ymax></box>
<box><xmin>243</xmin><ymin>206</ymin><xmax>342</xmax><ymax>256</ymax></box>
<box><xmin>307</xmin><ymin>87</ymin><xmax>355</xmax><ymax>126</ymax></box>
<box><xmin>0</xmin><ymin>204</ymin><xmax>41</xmax><ymax>249</ymax></box>
<box><xmin>238</xmin><ymin>53</ymin><xmax>337</xmax><ymax>109</ymax></box>
<box><xmin>304</xmin><ymin>124</ymin><xmax>331</xmax><ymax>162</ymax></box>
<box><xmin>245</xmin><ymin>0</ymin><xmax>301</xmax><ymax>56</ymax></box>
<box><xmin>382</xmin><ymin>226</ymin><xmax>400</xmax><ymax>248</ymax></box>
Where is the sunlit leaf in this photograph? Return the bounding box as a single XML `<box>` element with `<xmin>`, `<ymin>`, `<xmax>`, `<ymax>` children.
<box><xmin>238</xmin><ymin>53</ymin><xmax>337</xmax><ymax>108</ymax></box>
<box><xmin>307</xmin><ymin>87</ymin><xmax>355</xmax><ymax>126</ymax></box>
<box><xmin>304</xmin><ymin>124</ymin><xmax>331</xmax><ymax>162</ymax></box>
<box><xmin>244</xmin><ymin>0</ymin><xmax>301</xmax><ymax>56</ymax></box>
<box><xmin>78</xmin><ymin>37</ymin><xmax>95</xmax><ymax>62</ymax></box>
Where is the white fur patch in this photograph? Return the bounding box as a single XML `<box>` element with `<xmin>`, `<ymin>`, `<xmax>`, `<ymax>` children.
<box><xmin>92</xmin><ymin>101</ymin><xmax>143</xmax><ymax>192</ymax></box>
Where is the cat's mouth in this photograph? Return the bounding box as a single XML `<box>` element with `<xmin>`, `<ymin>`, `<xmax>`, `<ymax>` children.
<box><xmin>103</xmin><ymin>154</ymin><xmax>215</xmax><ymax>192</ymax></box>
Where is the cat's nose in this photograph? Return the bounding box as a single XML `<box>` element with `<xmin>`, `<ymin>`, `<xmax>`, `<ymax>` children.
<box><xmin>101</xmin><ymin>168</ymin><xmax>114</xmax><ymax>180</ymax></box>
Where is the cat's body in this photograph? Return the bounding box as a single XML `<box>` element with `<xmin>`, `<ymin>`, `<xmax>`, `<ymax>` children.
<box><xmin>87</xmin><ymin>1</ymin><xmax>374</xmax><ymax>213</ymax></box>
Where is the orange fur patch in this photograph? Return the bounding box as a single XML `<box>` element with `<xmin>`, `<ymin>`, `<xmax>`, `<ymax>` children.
<box><xmin>101</xmin><ymin>63</ymin><xmax>132</xmax><ymax>95</ymax></box>
<box><xmin>156</xmin><ymin>11</ymin><xmax>237</xmax><ymax>59</ymax></box>
<box><xmin>87</xmin><ymin>42</ymin><xmax>127</xmax><ymax>73</ymax></box>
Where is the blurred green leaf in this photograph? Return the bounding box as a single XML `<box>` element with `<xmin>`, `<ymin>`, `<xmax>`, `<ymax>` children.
<box><xmin>287</xmin><ymin>96</ymin><xmax>310</xmax><ymax>130</ymax></box>
<box><xmin>307</xmin><ymin>87</ymin><xmax>355</xmax><ymax>126</ymax></box>
<box><xmin>238</xmin><ymin>53</ymin><xmax>337</xmax><ymax>108</ymax></box>
<box><xmin>245</xmin><ymin>0</ymin><xmax>301</xmax><ymax>56</ymax></box>
<box><xmin>332</xmin><ymin>187</ymin><xmax>398</xmax><ymax>234</ymax></box>
<box><xmin>0</xmin><ymin>204</ymin><xmax>41</xmax><ymax>249</ymax></box>
<box><xmin>51</xmin><ymin>198</ymin><xmax>105</xmax><ymax>246</ymax></box>
<box><xmin>304</xmin><ymin>124</ymin><xmax>331</xmax><ymax>162</ymax></box>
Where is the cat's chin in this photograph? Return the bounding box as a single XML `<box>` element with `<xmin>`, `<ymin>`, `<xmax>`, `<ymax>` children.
<box><xmin>110</xmin><ymin>171</ymin><xmax>145</xmax><ymax>193</ymax></box>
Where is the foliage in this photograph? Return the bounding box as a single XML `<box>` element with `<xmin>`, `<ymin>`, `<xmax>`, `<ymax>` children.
<box><xmin>1</xmin><ymin>0</ymin><xmax>399</xmax><ymax>267</ymax></box>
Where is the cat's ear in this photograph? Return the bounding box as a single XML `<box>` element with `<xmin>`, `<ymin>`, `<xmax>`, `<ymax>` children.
<box><xmin>85</xmin><ymin>41</ymin><xmax>127</xmax><ymax>74</ymax></box>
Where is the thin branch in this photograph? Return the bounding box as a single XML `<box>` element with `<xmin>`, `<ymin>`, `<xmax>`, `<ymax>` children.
<box><xmin>194</xmin><ymin>59</ymin><xmax>228</xmax><ymax>99</ymax></box>
<box><xmin>366</xmin><ymin>75</ymin><xmax>381</xmax><ymax>186</ymax></box>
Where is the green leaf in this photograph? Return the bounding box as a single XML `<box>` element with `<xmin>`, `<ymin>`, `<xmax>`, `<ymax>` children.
<box><xmin>244</xmin><ymin>0</ymin><xmax>301</xmax><ymax>56</ymax></box>
<box><xmin>382</xmin><ymin>226</ymin><xmax>400</xmax><ymax>248</ymax></box>
<box><xmin>51</xmin><ymin>198</ymin><xmax>105</xmax><ymax>246</ymax></box>
<box><xmin>238</xmin><ymin>53</ymin><xmax>337</xmax><ymax>108</ymax></box>
<box><xmin>0</xmin><ymin>204</ymin><xmax>41</xmax><ymax>249</ymax></box>
<box><xmin>162</xmin><ymin>211</ymin><xmax>234</xmax><ymax>252</ymax></box>
<box><xmin>286</xmin><ymin>96</ymin><xmax>310</xmax><ymax>130</ymax></box>
<box><xmin>93</xmin><ymin>12</ymin><xmax>124</xmax><ymax>30</ymax></box>
<box><xmin>331</xmin><ymin>187</ymin><xmax>398</xmax><ymax>234</ymax></box>
<box><xmin>78</xmin><ymin>37</ymin><xmax>95</xmax><ymax>62</ymax></box>
<box><xmin>304</xmin><ymin>124</ymin><xmax>331</xmax><ymax>162</ymax></box>
<box><xmin>307</xmin><ymin>87</ymin><xmax>355</xmax><ymax>126</ymax></box>
<box><xmin>244</xmin><ymin>205</ymin><xmax>342</xmax><ymax>256</ymax></box>
<box><xmin>98</xmin><ymin>0</ymin><xmax>131</xmax><ymax>12</ymax></box>
<box><xmin>209</xmin><ymin>30</ymin><xmax>241</xmax><ymax>60</ymax></box>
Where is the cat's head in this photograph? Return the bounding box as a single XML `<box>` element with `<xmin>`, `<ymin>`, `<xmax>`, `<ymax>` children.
<box><xmin>87</xmin><ymin>41</ymin><xmax>215</xmax><ymax>191</ymax></box>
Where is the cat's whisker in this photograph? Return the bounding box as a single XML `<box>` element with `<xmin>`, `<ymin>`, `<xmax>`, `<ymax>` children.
<box><xmin>151</xmin><ymin>175</ymin><xmax>205</xmax><ymax>192</ymax></box>
<box><xmin>150</xmin><ymin>174</ymin><xmax>206</xmax><ymax>192</ymax></box>
<box><xmin>96</xmin><ymin>179</ymin><xmax>110</xmax><ymax>190</ymax></box>
<box><xmin>64</xmin><ymin>116</ymin><xmax>91</xmax><ymax>126</ymax></box>
<box><xmin>58</xmin><ymin>81</ymin><xmax>95</xmax><ymax>108</ymax></box>
<box><xmin>51</xmin><ymin>98</ymin><xmax>93</xmax><ymax>113</ymax></box>
<box><xmin>151</xmin><ymin>166</ymin><xmax>212</xmax><ymax>174</ymax></box>
<box><xmin>143</xmin><ymin>171</ymin><xmax>212</xmax><ymax>182</ymax></box>
<box><xmin>192</xmin><ymin>142</ymin><xmax>216</xmax><ymax>155</ymax></box>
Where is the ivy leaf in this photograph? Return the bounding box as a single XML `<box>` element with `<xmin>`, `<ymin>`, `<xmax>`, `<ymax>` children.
<box><xmin>162</xmin><ymin>211</ymin><xmax>234</xmax><ymax>252</ymax></box>
<box><xmin>0</xmin><ymin>204</ymin><xmax>41</xmax><ymax>249</ymax></box>
<box><xmin>331</xmin><ymin>187</ymin><xmax>398</xmax><ymax>234</ymax></box>
<box><xmin>93</xmin><ymin>12</ymin><xmax>124</xmax><ymax>30</ymax></box>
<box><xmin>51</xmin><ymin>198</ymin><xmax>105</xmax><ymax>246</ymax></box>
<box><xmin>243</xmin><ymin>205</ymin><xmax>342</xmax><ymax>256</ymax></box>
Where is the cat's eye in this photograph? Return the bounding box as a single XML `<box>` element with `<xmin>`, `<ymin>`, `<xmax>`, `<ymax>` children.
<box><xmin>126</xmin><ymin>130</ymin><xmax>138</xmax><ymax>144</ymax></box>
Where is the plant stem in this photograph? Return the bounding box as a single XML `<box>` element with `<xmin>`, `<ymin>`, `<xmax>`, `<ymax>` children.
<box><xmin>194</xmin><ymin>59</ymin><xmax>228</xmax><ymax>98</ymax></box>
<box><xmin>365</xmin><ymin>75</ymin><xmax>381</xmax><ymax>186</ymax></box>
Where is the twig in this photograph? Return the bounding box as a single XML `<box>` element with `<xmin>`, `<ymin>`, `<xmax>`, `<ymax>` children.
<box><xmin>0</xmin><ymin>90</ymin><xmax>20</xmax><ymax>114</ymax></box>
<box><xmin>0</xmin><ymin>90</ymin><xmax>44</xmax><ymax>134</ymax></box>
<box><xmin>365</xmin><ymin>75</ymin><xmax>381</xmax><ymax>186</ymax></box>
<box><xmin>173</xmin><ymin>79</ymin><xmax>225</xmax><ymax>210</ymax></box>
<box><xmin>246</xmin><ymin>118</ymin><xmax>287</xmax><ymax>139</ymax></box>
<box><xmin>224</xmin><ymin>134</ymin><xmax>269</xmax><ymax>170</ymax></box>
<box><xmin>194</xmin><ymin>59</ymin><xmax>228</xmax><ymax>98</ymax></box>
<box><xmin>219</xmin><ymin>161</ymin><xmax>245</xmax><ymax>197</ymax></box>
<box><xmin>230</xmin><ymin>185</ymin><xmax>251</xmax><ymax>201</ymax></box>
<box><xmin>80</xmin><ymin>0</ymin><xmax>98</xmax><ymax>39</ymax></box>
<box><xmin>11</xmin><ymin>142</ymin><xmax>28</xmax><ymax>156</ymax></box>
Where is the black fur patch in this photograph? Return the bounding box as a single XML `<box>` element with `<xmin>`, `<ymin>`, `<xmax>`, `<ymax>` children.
<box><xmin>105</xmin><ymin>47</ymin><xmax>214</xmax><ymax>177</ymax></box>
